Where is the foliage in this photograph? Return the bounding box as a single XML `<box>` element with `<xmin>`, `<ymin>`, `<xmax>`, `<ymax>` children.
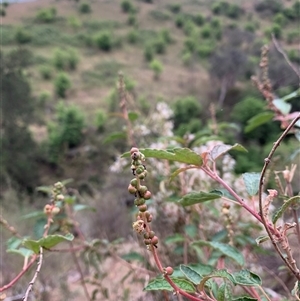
<box><xmin>47</xmin><ymin>102</ymin><xmax>85</xmax><ymax>162</ymax></box>
<box><xmin>254</xmin><ymin>0</ymin><xmax>283</xmax><ymax>14</ymax></box>
<box><xmin>67</xmin><ymin>15</ymin><xmax>82</xmax><ymax>30</ymax></box>
<box><xmin>78</xmin><ymin>2</ymin><xmax>91</xmax><ymax>14</ymax></box>
<box><xmin>54</xmin><ymin>72</ymin><xmax>72</xmax><ymax>98</ymax></box>
<box><xmin>52</xmin><ymin>47</ymin><xmax>79</xmax><ymax>71</ymax></box>
<box><xmin>39</xmin><ymin>64</ymin><xmax>53</xmax><ymax>80</ymax></box>
<box><xmin>94</xmin><ymin>31</ymin><xmax>113</xmax><ymax>51</ymax></box>
<box><xmin>95</xmin><ymin>109</ymin><xmax>107</xmax><ymax>132</ymax></box>
<box><xmin>149</xmin><ymin>59</ymin><xmax>163</xmax><ymax>80</ymax></box>
<box><xmin>288</xmin><ymin>49</ymin><xmax>300</xmax><ymax>64</ymax></box>
<box><xmin>167</xmin><ymin>3</ymin><xmax>181</xmax><ymax>14</ymax></box>
<box><xmin>121</xmin><ymin>0</ymin><xmax>135</xmax><ymax>13</ymax></box>
<box><xmin>35</xmin><ymin>7</ymin><xmax>57</xmax><ymax>23</ymax></box>
<box><xmin>15</xmin><ymin>28</ymin><xmax>32</xmax><ymax>44</ymax></box>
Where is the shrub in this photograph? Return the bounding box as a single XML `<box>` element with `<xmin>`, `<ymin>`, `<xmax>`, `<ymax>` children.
<box><xmin>254</xmin><ymin>0</ymin><xmax>282</xmax><ymax>14</ymax></box>
<box><xmin>53</xmin><ymin>48</ymin><xmax>79</xmax><ymax>71</ymax></box>
<box><xmin>152</xmin><ymin>38</ymin><xmax>166</xmax><ymax>54</ymax></box>
<box><xmin>283</xmin><ymin>7</ymin><xmax>296</xmax><ymax>20</ymax></box>
<box><xmin>288</xmin><ymin>49</ymin><xmax>300</xmax><ymax>64</ymax></box>
<box><xmin>149</xmin><ymin>59</ymin><xmax>163</xmax><ymax>80</ymax></box>
<box><xmin>94</xmin><ymin>31</ymin><xmax>113</xmax><ymax>51</ymax></box>
<box><xmin>35</xmin><ymin>7</ymin><xmax>56</xmax><ymax>23</ymax></box>
<box><xmin>0</xmin><ymin>8</ymin><xmax>6</xmax><ymax>17</ymax></box>
<box><xmin>121</xmin><ymin>0</ymin><xmax>135</xmax><ymax>13</ymax></box>
<box><xmin>286</xmin><ymin>30</ymin><xmax>299</xmax><ymax>44</ymax></box>
<box><xmin>95</xmin><ymin>109</ymin><xmax>107</xmax><ymax>132</ymax></box>
<box><xmin>172</xmin><ymin>96</ymin><xmax>202</xmax><ymax>129</ymax></box>
<box><xmin>197</xmin><ymin>43</ymin><xmax>215</xmax><ymax>58</ymax></box>
<box><xmin>15</xmin><ymin>28</ymin><xmax>32</xmax><ymax>44</ymax></box>
<box><xmin>54</xmin><ymin>72</ymin><xmax>71</xmax><ymax>98</ymax></box>
<box><xmin>144</xmin><ymin>44</ymin><xmax>154</xmax><ymax>61</ymax></box>
<box><xmin>127</xmin><ymin>13</ymin><xmax>137</xmax><ymax>26</ymax></box>
<box><xmin>271</xmin><ymin>23</ymin><xmax>282</xmax><ymax>39</ymax></box>
<box><xmin>210</xmin><ymin>17</ymin><xmax>221</xmax><ymax>28</ymax></box>
<box><xmin>149</xmin><ymin>10</ymin><xmax>171</xmax><ymax>21</ymax></box>
<box><xmin>193</xmin><ymin>13</ymin><xmax>204</xmax><ymax>26</ymax></box>
<box><xmin>273</xmin><ymin>13</ymin><xmax>286</xmax><ymax>26</ymax></box>
<box><xmin>181</xmin><ymin>51</ymin><xmax>192</xmax><ymax>66</ymax></box>
<box><xmin>39</xmin><ymin>65</ymin><xmax>52</xmax><ymax>80</ymax></box>
<box><xmin>184</xmin><ymin>38</ymin><xmax>197</xmax><ymax>52</ymax></box>
<box><xmin>183</xmin><ymin>19</ymin><xmax>196</xmax><ymax>36</ymax></box>
<box><xmin>200</xmin><ymin>25</ymin><xmax>212</xmax><ymax>39</ymax></box>
<box><xmin>244</xmin><ymin>22</ymin><xmax>256</xmax><ymax>33</ymax></box>
<box><xmin>175</xmin><ymin>118</ymin><xmax>202</xmax><ymax>136</ymax></box>
<box><xmin>175</xmin><ymin>14</ymin><xmax>184</xmax><ymax>28</ymax></box>
<box><xmin>127</xmin><ymin>29</ymin><xmax>139</xmax><ymax>44</ymax></box>
<box><xmin>79</xmin><ymin>2</ymin><xmax>91</xmax><ymax>14</ymax></box>
<box><xmin>68</xmin><ymin>15</ymin><xmax>82</xmax><ymax>30</ymax></box>
<box><xmin>167</xmin><ymin>3</ymin><xmax>181</xmax><ymax>14</ymax></box>
<box><xmin>39</xmin><ymin>90</ymin><xmax>51</xmax><ymax>103</ymax></box>
<box><xmin>226</xmin><ymin>4</ymin><xmax>242</xmax><ymax>19</ymax></box>
<box><xmin>159</xmin><ymin>28</ymin><xmax>172</xmax><ymax>44</ymax></box>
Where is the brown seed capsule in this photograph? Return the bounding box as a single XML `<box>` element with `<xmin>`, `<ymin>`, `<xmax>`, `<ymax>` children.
<box><xmin>149</xmin><ymin>231</ymin><xmax>155</xmax><ymax>238</ymax></box>
<box><xmin>144</xmin><ymin>232</ymin><xmax>150</xmax><ymax>239</ymax></box>
<box><xmin>138</xmin><ymin>185</ymin><xmax>148</xmax><ymax>195</ymax></box>
<box><xmin>138</xmin><ymin>204</ymin><xmax>148</xmax><ymax>212</ymax></box>
<box><xmin>164</xmin><ymin>266</ymin><xmax>174</xmax><ymax>275</ymax></box>
<box><xmin>130</xmin><ymin>147</ymin><xmax>139</xmax><ymax>155</ymax></box>
<box><xmin>144</xmin><ymin>238</ymin><xmax>151</xmax><ymax>245</ymax></box>
<box><xmin>44</xmin><ymin>204</ymin><xmax>52</xmax><ymax>214</ymax></box>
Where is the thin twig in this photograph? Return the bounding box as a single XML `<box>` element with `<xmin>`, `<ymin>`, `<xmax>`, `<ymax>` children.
<box><xmin>0</xmin><ymin>215</ymin><xmax>22</xmax><ymax>238</ymax></box>
<box><xmin>258</xmin><ymin>113</ymin><xmax>300</xmax><ymax>280</ymax></box>
<box><xmin>272</xmin><ymin>34</ymin><xmax>300</xmax><ymax>79</ymax></box>
<box><xmin>22</xmin><ymin>247</ymin><xmax>43</xmax><ymax>301</ymax></box>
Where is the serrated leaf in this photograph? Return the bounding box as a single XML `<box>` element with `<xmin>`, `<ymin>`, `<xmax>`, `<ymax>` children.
<box><xmin>217</xmin><ymin>283</ymin><xmax>232</xmax><ymax>301</ymax></box>
<box><xmin>210</xmin><ymin>189</ymin><xmax>235</xmax><ymax>200</ymax></box>
<box><xmin>273</xmin><ymin>99</ymin><xmax>292</xmax><ymax>115</ymax></box>
<box><xmin>210</xmin><ymin>144</ymin><xmax>247</xmax><ymax>161</ymax></box>
<box><xmin>103</xmin><ymin>131</ymin><xmax>127</xmax><ymax>144</ymax></box>
<box><xmin>23</xmin><ymin>233</ymin><xmax>74</xmax><ymax>254</ymax></box>
<box><xmin>121</xmin><ymin>252</ymin><xmax>144</xmax><ymax>263</ymax></box>
<box><xmin>192</xmin><ymin>241</ymin><xmax>244</xmax><ymax>266</ymax></box>
<box><xmin>178</xmin><ymin>191</ymin><xmax>221</xmax><ymax>206</ymax></box>
<box><xmin>255</xmin><ymin>235</ymin><xmax>269</xmax><ymax>245</ymax></box>
<box><xmin>22</xmin><ymin>211</ymin><xmax>45</xmax><ymax>220</ymax></box>
<box><xmin>128</xmin><ymin>111</ymin><xmax>139</xmax><ymax>122</ymax></box>
<box><xmin>165</xmin><ymin>234</ymin><xmax>185</xmax><ymax>244</ymax></box>
<box><xmin>121</xmin><ymin>148</ymin><xmax>203</xmax><ymax>166</ymax></box>
<box><xmin>187</xmin><ymin>263</ymin><xmax>214</xmax><ymax>276</ymax></box>
<box><xmin>233</xmin><ymin>270</ymin><xmax>262</xmax><ymax>286</ymax></box>
<box><xmin>7</xmin><ymin>247</ymin><xmax>34</xmax><ymax>258</ymax></box>
<box><xmin>245</xmin><ymin>112</ymin><xmax>274</xmax><ymax>133</ymax></box>
<box><xmin>198</xmin><ymin>269</ymin><xmax>235</xmax><ymax>291</ymax></box>
<box><xmin>233</xmin><ymin>297</ymin><xmax>258</xmax><ymax>301</ymax></box>
<box><xmin>180</xmin><ymin>265</ymin><xmax>202</xmax><ymax>285</ymax></box>
<box><xmin>144</xmin><ymin>277</ymin><xmax>195</xmax><ymax>293</ymax></box>
<box><xmin>242</xmin><ymin>173</ymin><xmax>260</xmax><ymax>196</ymax></box>
<box><xmin>73</xmin><ymin>204</ymin><xmax>96</xmax><ymax>212</ymax></box>
<box><xmin>272</xmin><ymin>196</ymin><xmax>300</xmax><ymax>224</ymax></box>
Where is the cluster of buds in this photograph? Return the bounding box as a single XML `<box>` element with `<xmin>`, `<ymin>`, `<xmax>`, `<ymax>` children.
<box><xmin>43</xmin><ymin>182</ymin><xmax>65</xmax><ymax>217</ymax></box>
<box><xmin>128</xmin><ymin>147</ymin><xmax>158</xmax><ymax>249</ymax></box>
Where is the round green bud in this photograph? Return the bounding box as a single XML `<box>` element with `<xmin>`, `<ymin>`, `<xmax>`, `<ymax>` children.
<box><xmin>138</xmin><ymin>204</ymin><xmax>148</xmax><ymax>212</ymax></box>
<box><xmin>149</xmin><ymin>231</ymin><xmax>155</xmax><ymax>238</ymax></box>
<box><xmin>130</xmin><ymin>178</ymin><xmax>138</xmax><ymax>187</ymax></box>
<box><xmin>136</xmin><ymin>166</ymin><xmax>145</xmax><ymax>175</ymax></box>
<box><xmin>128</xmin><ymin>184</ymin><xmax>137</xmax><ymax>195</ymax></box>
<box><xmin>138</xmin><ymin>185</ymin><xmax>148</xmax><ymax>195</ymax></box>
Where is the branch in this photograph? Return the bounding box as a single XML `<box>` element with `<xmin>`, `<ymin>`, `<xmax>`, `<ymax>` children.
<box><xmin>258</xmin><ymin>113</ymin><xmax>300</xmax><ymax>280</ymax></box>
<box><xmin>272</xmin><ymin>34</ymin><xmax>300</xmax><ymax>79</ymax></box>
<box><xmin>22</xmin><ymin>247</ymin><xmax>43</xmax><ymax>301</ymax></box>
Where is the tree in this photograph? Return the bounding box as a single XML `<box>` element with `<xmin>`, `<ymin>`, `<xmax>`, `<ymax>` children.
<box><xmin>0</xmin><ymin>49</ymin><xmax>39</xmax><ymax>191</ymax></box>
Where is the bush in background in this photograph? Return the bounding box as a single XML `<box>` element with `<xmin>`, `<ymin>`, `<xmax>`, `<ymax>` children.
<box><xmin>78</xmin><ymin>2</ymin><xmax>91</xmax><ymax>14</ymax></box>
<box><xmin>54</xmin><ymin>72</ymin><xmax>72</xmax><ymax>98</ymax></box>
<box><xmin>149</xmin><ymin>59</ymin><xmax>163</xmax><ymax>80</ymax></box>
<box><xmin>35</xmin><ymin>7</ymin><xmax>57</xmax><ymax>23</ymax></box>
<box><xmin>94</xmin><ymin>31</ymin><xmax>113</xmax><ymax>51</ymax></box>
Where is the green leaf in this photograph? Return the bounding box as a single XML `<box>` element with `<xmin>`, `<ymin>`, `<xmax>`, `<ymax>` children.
<box><xmin>121</xmin><ymin>148</ymin><xmax>203</xmax><ymax>166</ymax></box>
<box><xmin>128</xmin><ymin>111</ymin><xmax>139</xmax><ymax>122</ymax></box>
<box><xmin>144</xmin><ymin>277</ymin><xmax>195</xmax><ymax>293</ymax></box>
<box><xmin>210</xmin><ymin>144</ymin><xmax>247</xmax><ymax>161</ymax></box>
<box><xmin>244</xmin><ymin>112</ymin><xmax>274</xmax><ymax>133</ymax></box>
<box><xmin>184</xmin><ymin>224</ymin><xmax>198</xmax><ymax>238</ymax></box>
<box><xmin>282</xmin><ymin>88</ymin><xmax>300</xmax><ymax>101</ymax></box>
<box><xmin>187</xmin><ymin>263</ymin><xmax>214</xmax><ymax>276</ymax></box>
<box><xmin>233</xmin><ymin>270</ymin><xmax>262</xmax><ymax>286</ymax></box>
<box><xmin>6</xmin><ymin>237</ymin><xmax>23</xmax><ymax>250</ymax></box>
<box><xmin>217</xmin><ymin>283</ymin><xmax>232</xmax><ymax>301</ymax></box>
<box><xmin>242</xmin><ymin>173</ymin><xmax>260</xmax><ymax>196</ymax></box>
<box><xmin>23</xmin><ymin>233</ymin><xmax>74</xmax><ymax>254</ymax></box>
<box><xmin>198</xmin><ymin>269</ymin><xmax>235</xmax><ymax>291</ymax></box>
<box><xmin>73</xmin><ymin>204</ymin><xmax>96</xmax><ymax>212</ymax></box>
<box><xmin>233</xmin><ymin>297</ymin><xmax>258</xmax><ymax>301</ymax></box>
<box><xmin>255</xmin><ymin>235</ymin><xmax>269</xmax><ymax>245</ymax></box>
<box><xmin>165</xmin><ymin>234</ymin><xmax>185</xmax><ymax>244</ymax></box>
<box><xmin>210</xmin><ymin>189</ymin><xmax>235</xmax><ymax>200</ymax></box>
<box><xmin>121</xmin><ymin>252</ymin><xmax>144</xmax><ymax>263</ymax></box>
<box><xmin>180</xmin><ymin>265</ymin><xmax>202</xmax><ymax>285</ymax></box>
<box><xmin>103</xmin><ymin>131</ymin><xmax>127</xmax><ymax>144</ymax></box>
<box><xmin>272</xmin><ymin>196</ymin><xmax>300</xmax><ymax>224</ymax></box>
<box><xmin>22</xmin><ymin>211</ymin><xmax>45</xmax><ymax>220</ymax></box>
<box><xmin>273</xmin><ymin>98</ymin><xmax>291</xmax><ymax>115</ymax></box>
<box><xmin>169</xmin><ymin>166</ymin><xmax>195</xmax><ymax>182</ymax></box>
<box><xmin>7</xmin><ymin>247</ymin><xmax>34</xmax><ymax>258</ymax></box>
<box><xmin>178</xmin><ymin>191</ymin><xmax>221</xmax><ymax>206</ymax></box>
<box><xmin>192</xmin><ymin>241</ymin><xmax>244</xmax><ymax>266</ymax></box>
<box><xmin>36</xmin><ymin>185</ymin><xmax>52</xmax><ymax>195</ymax></box>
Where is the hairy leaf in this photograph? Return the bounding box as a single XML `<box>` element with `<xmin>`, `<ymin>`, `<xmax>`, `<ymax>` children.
<box><xmin>187</xmin><ymin>263</ymin><xmax>214</xmax><ymax>276</ymax></box>
<box><xmin>23</xmin><ymin>233</ymin><xmax>74</xmax><ymax>254</ymax></box>
<box><xmin>165</xmin><ymin>234</ymin><xmax>185</xmax><ymax>244</ymax></box>
<box><xmin>144</xmin><ymin>277</ymin><xmax>195</xmax><ymax>293</ymax></box>
<box><xmin>198</xmin><ymin>269</ymin><xmax>235</xmax><ymax>291</ymax></box>
<box><xmin>210</xmin><ymin>144</ymin><xmax>247</xmax><ymax>161</ymax></box>
<box><xmin>169</xmin><ymin>166</ymin><xmax>196</xmax><ymax>182</ymax></box>
<box><xmin>192</xmin><ymin>241</ymin><xmax>244</xmax><ymax>266</ymax></box>
<box><xmin>242</xmin><ymin>173</ymin><xmax>260</xmax><ymax>196</ymax></box>
<box><xmin>244</xmin><ymin>112</ymin><xmax>274</xmax><ymax>133</ymax></box>
<box><xmin>180</xmin><ymin>265</ymin><xmax>202</xmax><ymax>284</ymax></box>
<box><xmin>272</xmin><ymin>196</ymin><xmax>300</xmax><ymax>224</ymax></box>
<box><xmin>22</xmin><ymin>211</ymin><xmax>45</xmax><ymax>220</ymax></box>
<box><xmin>233</xmin><ymin>270</ymin><xmax>261</xmax><ymax>286</ymax></box>
<box><xmin>217</xmin><ymin>283</ymin><xmax>232</xmax><ymax>301</ymax></box>
<box><xmin>282</xmin><ymin>88</ymin><xmax>300</xmax><ymax>101</ymax></box>
<box><xmin>255</xmin><ymin>235</ymin><xmax>269</xmax><ymax>245</ymax></box>
<box><xmin>178</xmin><ymin>191</ymin><xmax>221</xmax><ymax>206</ymax></box>
<box><xmin>122</xmin><ymin>148</ymin><xmax>203</xmax><ymax>166</ymax></box>
<box><xmin>6</xmin><ymin>237</ymin><xmax>23</xmax><ymax>250</ymax></box>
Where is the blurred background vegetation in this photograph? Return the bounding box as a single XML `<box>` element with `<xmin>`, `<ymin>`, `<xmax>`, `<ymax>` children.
<box><xmin>0</xmin><ymin>0</ymin><xmax>299</xmax><ymax>300</ymax></box>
